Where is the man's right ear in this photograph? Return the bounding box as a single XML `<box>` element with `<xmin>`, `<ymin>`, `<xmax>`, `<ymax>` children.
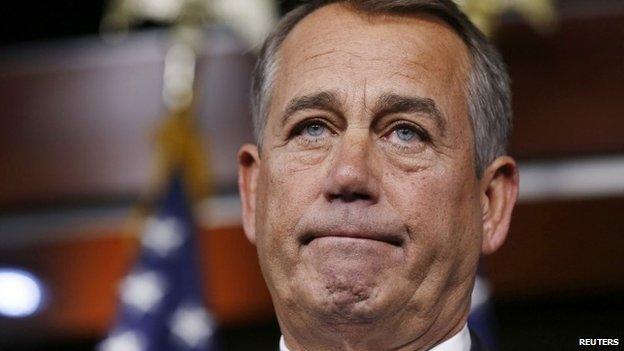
<box><xmin>238</xmin><ymin>144</ymin><xmax>261</xmax><ymax>244</ymax></box>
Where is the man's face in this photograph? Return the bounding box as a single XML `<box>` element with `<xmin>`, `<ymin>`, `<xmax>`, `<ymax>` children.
<box><xmin>242</xmin><ymin>4</ymin><xmax>489</xmax><ymax>336</ymax></box>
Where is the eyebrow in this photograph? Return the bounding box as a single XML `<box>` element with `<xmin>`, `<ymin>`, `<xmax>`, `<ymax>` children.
<box><xmin>373</xmin><ymin>93</ymin><xmax>446</xmax><ymax>134</ymax></box>
<box><xmin>280</xmin><ymin>91</ymin><xmax>446</xmax><ymax>134</ymax></box>
<box><xmin>281</xmin><ymin>91</ymin><xmax>342</xmax><ymax>126</ymax></box>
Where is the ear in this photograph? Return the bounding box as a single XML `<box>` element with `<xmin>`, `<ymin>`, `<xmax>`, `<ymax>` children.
<box><xmin>480</xmin><ymin>156</ymin><xmax>519</xmax><ymax>255</ymax></box>
<box><xmin>238</xmin><ymin>144</ymin><xmax>261</xmax><ymax>244</ymax></box>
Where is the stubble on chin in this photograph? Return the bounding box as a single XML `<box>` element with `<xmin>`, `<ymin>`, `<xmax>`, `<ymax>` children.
<box><xmin>293</xmin><ymin>260</ymin><xmax>390</xmax><ymax>325</ymax></box>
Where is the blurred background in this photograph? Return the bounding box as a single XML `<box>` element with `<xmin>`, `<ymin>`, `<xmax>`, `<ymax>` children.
<box><xmin>0</xmin><ymin>0</ymin><xmax>623</xmax><ymax>350</ymax></box>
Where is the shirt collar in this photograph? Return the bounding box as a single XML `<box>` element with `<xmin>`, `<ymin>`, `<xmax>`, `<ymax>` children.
<box><xmin>279</xmin><ymin>323</ymin><xmax>471</xmax><ymax>351</ymax></box>
<box><xmin>429</xmin><ymin>324</ymin><xmax>471</xmax><ymax>351</ymax></box>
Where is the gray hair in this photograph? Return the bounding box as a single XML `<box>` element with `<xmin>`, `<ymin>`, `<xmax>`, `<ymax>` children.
<box><xmin>251</xmin><ymin>0</ymin><xmax>511</xmax><ymax>176</ymax></box>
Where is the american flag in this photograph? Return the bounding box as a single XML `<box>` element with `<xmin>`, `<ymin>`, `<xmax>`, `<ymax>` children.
<box><xmin>99</xmin><ymin>174</ymin><xmax>219</xmax><ymax>351</ymax></box>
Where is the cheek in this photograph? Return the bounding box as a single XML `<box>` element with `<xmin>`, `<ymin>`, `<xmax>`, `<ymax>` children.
<box><xmin>384</xmin><ymin>165</ymin><xmax>481</xmax><ymax>262</ymax></box>
<box><xmin>256</xmin><ymin>152</ymin><xmax>326</xmax><ymax>248</ymax></box>
<box><xmin>254</xmin><ymin>152</ymin><xmax>330</xmax><ymax>297</ymax></box>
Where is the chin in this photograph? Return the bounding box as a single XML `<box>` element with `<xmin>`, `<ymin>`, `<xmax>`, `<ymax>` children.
<box><xmin>294</xmin><ymin>241</ymin><xmax>405</xmax><ymax>323</ymax></box>
<box><xmin>305</xmin><ymin>275</ymin><xmax>393</xmax><ymax>325</ymax></box>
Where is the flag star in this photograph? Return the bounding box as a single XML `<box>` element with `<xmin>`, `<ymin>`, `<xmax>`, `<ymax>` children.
<box><xmin>141</xmin><ymin>217</ymin><xmax>184</xmax><ymax>258</ymax></box>
<box><xmin>120</xmin><ymin>271</ymin><xmax>166</xmax><ymax>314</ymax></box>
<box><xmin>169</xmin><ymin>304</ymin><xmax>215</xmax><ymax>348</ymax></box>
<box><xmin>99</xmin><ymin>330</ymin><xmax>145</xmax><ymax>351</ymax></box>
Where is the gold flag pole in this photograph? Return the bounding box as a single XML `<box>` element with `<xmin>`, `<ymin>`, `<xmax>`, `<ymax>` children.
<box><xmin>455</xmin><ymin>0</ymin><xmax>558</xmax><ymax>36</ymax></box>
<box><xmin>155</xmin><ymin>6</ymin><xmax>212</xmax><ymax>204</ymax></box>
<box><xmin>101</xmin><ymin>0</ymin><xmax>214</xmax><ymax>240</ymax></box>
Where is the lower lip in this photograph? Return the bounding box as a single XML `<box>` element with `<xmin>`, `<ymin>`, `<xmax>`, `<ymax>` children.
<box><xmin>302</xmin><ymin>236</ymin><xmax>402</xmax><ymax>264</ymax></box>
<box><xmin>307</xmin><ymin>236</ymin><xmax>398</xmax><ymax>247</ymax></box>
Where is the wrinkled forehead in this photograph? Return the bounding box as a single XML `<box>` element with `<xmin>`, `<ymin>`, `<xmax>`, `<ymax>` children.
<box><xmin>270</xmin><ymin>3</ymin><xmax>472</xmax><ymax>117</ymax></box>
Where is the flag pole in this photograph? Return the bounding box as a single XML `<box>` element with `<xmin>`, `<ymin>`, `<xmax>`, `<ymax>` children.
<box><xmin>99</xmin><ymin>2</ymin><xmax>219</xmax><ymax>350</ymax></box>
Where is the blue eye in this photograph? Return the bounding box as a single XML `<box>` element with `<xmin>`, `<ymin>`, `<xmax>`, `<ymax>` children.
<box><xmin>383</xmin><ymin>123</ymin><xmax>430</xmax><ymax>147</ymax></box>
<box><xmin>305</xmin><ymin>123</ymin><xmax>326</xmax><ymax>137</ymax></box>
<box><xmin>395</xmin><ymin>127</ymin><xmax>416</xmax><ymax>142</ymax></box>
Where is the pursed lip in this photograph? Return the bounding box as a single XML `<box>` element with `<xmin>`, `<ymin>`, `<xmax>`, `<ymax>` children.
<box><xmin>300</xmin><ymin>230</ymin><xmax>404</xmax><ymax>247</ymax></box>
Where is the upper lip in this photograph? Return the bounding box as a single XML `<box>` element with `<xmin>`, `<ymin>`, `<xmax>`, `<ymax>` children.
<box><xmin>300</xmin><ymin>230</ymin><xmax>404</xmax><ymax>247</ymax></box>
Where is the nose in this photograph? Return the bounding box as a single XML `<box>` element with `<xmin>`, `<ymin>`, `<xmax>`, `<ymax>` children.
<box><xmin>323</xmin><ymin>130</ymin><xmax>380</xmax><ymax>204</ymax></box>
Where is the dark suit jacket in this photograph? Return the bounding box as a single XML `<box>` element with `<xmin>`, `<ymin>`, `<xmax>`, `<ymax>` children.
<box><xmin>470</xmin><ymin>329</ymin><xmax>489</xmax><ymax>351</ymax></box>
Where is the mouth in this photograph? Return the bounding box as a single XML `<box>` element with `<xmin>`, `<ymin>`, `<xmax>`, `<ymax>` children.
<box><xmin>300</xmin><ymin>231</ymin><xmax>404</xmax><ymax>247</ymax></box>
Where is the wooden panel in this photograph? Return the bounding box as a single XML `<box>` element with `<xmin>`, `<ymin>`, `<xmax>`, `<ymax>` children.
<box><xmin>201</xmin><ymin>227</ymin><xmax>274</xmax><ymax>325</ymax></box>
<box><xmin>501</xmin><ymin>15</ymin><xmax>624</xmax><ymax>158</ymax></box>
<box><xmin>484</xmin><ymin>197</ymin><xmax>624</xmax><ymax>298</ymax></box>
<box><xmin>0</xmin><ymin>30</ymin><xmax>255</xmax><ymax>207</ymax></box>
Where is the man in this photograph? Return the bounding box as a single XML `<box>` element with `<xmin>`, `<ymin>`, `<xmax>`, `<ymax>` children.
<box><xmin>237</xmin><ymin>1</ymin><xmax>519</xmax><ymax>350</ymax></box>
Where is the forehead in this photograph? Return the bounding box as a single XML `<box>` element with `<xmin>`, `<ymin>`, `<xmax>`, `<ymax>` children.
<box><xmin>272</xmin><ymin>3</ymin><xmax>472</xmax><ymax>121</ymax></box>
